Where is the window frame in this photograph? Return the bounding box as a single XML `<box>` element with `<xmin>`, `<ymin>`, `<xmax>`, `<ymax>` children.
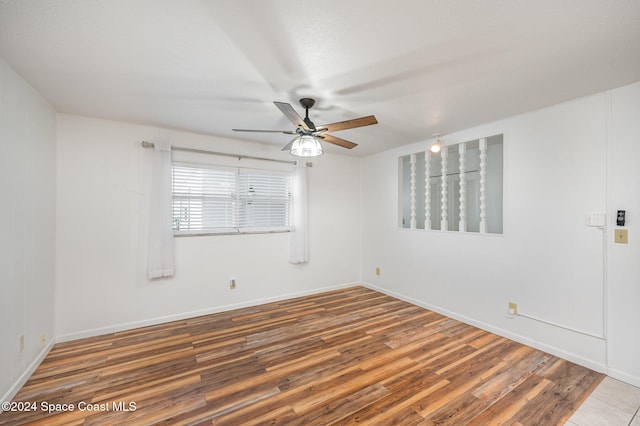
<box><xmin>172</xmin><ymin>161</ymin><xmax>293</xmax><ymax>237</ymax></box>
<box><xmin>398</xmin><ymin>134</ymin><xmax>504</xmax><ymax>235</ymax></box>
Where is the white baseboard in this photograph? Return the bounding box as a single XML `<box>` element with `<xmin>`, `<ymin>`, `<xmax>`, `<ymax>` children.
<box><xmin>607</xmin><ymin>368</ymin><xmax>640</xmax><ymax>388</ymax></box>
<box><xmin>57</xmin><ymin>282</ymin><xmax>360</xmax><ymax>343</ymax></box>
<box><xmin>1</xmin><ymin>338</ymin><xmax>56</xmax><ymax>411</ymax></box>
<box><xmin>362</xmin><ymin>282</ymin><xmax>608</xmax><ymax>374</ymax></box>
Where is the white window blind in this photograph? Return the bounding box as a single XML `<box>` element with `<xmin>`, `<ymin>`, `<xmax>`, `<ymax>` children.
<box><xmin>172</xmin><ymin>163</ymin><xmax>292</xmax><ymax>235</ymax></box>
<box><xmin>238</xmin><ymin>171</ymin><xmax>292</xmax><ymax>232</ymax></box>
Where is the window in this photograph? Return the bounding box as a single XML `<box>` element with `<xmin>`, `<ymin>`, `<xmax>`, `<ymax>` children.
<box><xmin>172</xmin><ymin>162</ymin><xmax>292</xmax><ymax>235</ymax></box>
<box><xmin>399</xmin><ymin>134</ymin><xmax>503</xmax><ymax>234</ymax></box>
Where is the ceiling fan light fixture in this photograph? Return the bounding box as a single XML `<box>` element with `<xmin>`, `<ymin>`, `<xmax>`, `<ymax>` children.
<box><xmin>289</xmin><ymin>135</ymin><xmax>323</xmax><ymax>157</ymax></box>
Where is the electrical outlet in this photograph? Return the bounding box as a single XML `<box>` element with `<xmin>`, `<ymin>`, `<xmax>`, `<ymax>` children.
<box><xmin>40</xmin><ymin>334</ymin><xmax>46</xmax><ymax>348</ymax></box>
<box><xmin>508</xmin><ymin>302</ymin><xmax>518</xmax><ymax>316</ymax></box>
<box><xmin>375</xmin><ymin>267</ymin><xmax>380</xmax><ymax>276</ymax></box>
<box><xmin>19</xmin><ymin>335</ymin><xmax>24</xmax><ymax>352</ymax></box>
<box><xmin>229</xmin><ymin>279</ymin><xmax>236</xmax><ymax>289</ymax></box>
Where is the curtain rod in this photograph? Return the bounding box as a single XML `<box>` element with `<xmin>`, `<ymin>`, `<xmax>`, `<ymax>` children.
<box><xmin>141</xmin><ymin>141</ymin><xmax>312</xmax><ymax>166</ymax></box>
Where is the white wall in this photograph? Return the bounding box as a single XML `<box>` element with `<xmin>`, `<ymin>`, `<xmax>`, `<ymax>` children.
<box><xmin>55</xmin><ymin>115</ymin><xmax>362</xmax><ymax>340</ymax></box>
<box><xmin>362</xmin><ymin>90</ymin><xmax>611</xmax><ymax>372</ymax></box>
<box><xmin>608</xmin><ymin>82</ymin><xmax>640</xmax><ymax>386</ymax></box>
<box><xmin>0</xmin><ymin>57</ymin><xmax>57</xmax><ymax>401</ymax></box>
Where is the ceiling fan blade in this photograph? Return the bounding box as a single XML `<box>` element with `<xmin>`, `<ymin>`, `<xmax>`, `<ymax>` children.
<box><xmin>232</xmin><ymin>128</ymin><xmax>297</xmax><ymax>134</ymax></box>
<box><xmin>319</xmin><ymin>133</ymin><xmax>358</xmax><ymax>149</ymax></box>
<box><xmin>274</xmin><ymin>101</ymin><xmax>310</xmax><ymax>131</ymax></box>
<box><xmin>319</xmin><ymin>115</ymin><xmax>377</xmax><ymax>132</ymax></box>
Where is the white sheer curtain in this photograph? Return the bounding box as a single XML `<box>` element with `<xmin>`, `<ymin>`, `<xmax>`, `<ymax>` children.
<box><xmin>148</xmin><ymin>141</ymin><xmax>175</xmax><ymax>278</ymax></box>
<box><xmin>289</xmin><ymin>161</ymin><xmax>308</xmax><ymax>263</ymax></box>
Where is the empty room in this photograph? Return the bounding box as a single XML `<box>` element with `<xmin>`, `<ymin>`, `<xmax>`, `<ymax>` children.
<box><xmin>2</xmin><ymin>1</ymin><xmax>640</xmax><ymax>424</ymax></box>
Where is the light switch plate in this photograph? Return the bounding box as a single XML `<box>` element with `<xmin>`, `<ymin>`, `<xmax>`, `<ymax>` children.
<box><xmin>615</xmin><ymin>229</ymin><xmax>628</xmax><ymax>244</ymax></box>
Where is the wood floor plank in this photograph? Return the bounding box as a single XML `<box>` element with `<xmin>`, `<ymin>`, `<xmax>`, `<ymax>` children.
<box><xmin>285</xmin><ymin>383</ymin><xmax>390</xmax><ymax>426</ymax></box>
<box><xmin>340</xmin><ymin>378</ymin><xmax>449</xmax><ymax>425</ymax></box>
<box><xmin>0</xmin><ymin>286</ymin><xmax>604</xmax><ymax>425</ymax></box>
<box><xmin>416</xmin><ymin>358</ymin><xmax>511</xmax><ymax>419</ymax></box>
<box><xmin>464</xmin><ymin>375</ymin><xmax>553</xmax><ymax>426</ymax></box>
<box><xmin>291</xmin><ymin>356</ymin><xmax>416</xmax><ymax>415</ymax></box>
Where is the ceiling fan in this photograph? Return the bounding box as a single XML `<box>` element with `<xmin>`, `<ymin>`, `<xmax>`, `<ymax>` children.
<box><xmin>232</xmin><ymin>98</ymin><xmax>377</xmax><ymax>157</ymax></box>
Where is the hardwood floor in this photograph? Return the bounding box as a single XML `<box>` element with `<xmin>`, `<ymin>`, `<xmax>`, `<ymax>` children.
<box><xmin>1</xmin><ymin>286</ymin><xmax>603</xmax><ymax>425</ymax></box>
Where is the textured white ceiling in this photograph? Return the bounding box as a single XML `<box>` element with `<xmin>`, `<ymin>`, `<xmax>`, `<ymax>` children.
<box><xmin>1</xmin><ymin>0</ymin><xmax>639</xmax><ymax>156</ymax></box>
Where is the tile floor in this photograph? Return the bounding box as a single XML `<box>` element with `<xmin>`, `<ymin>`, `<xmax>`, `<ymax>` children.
<box><xmin>566</xmin><ymin>377</ymin><xmax>640</xmax><ymax>425</ymax></box>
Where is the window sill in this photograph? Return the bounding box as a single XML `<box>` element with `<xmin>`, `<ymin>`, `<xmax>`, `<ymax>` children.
<box><xmin>398</xmin><ymin>227</ymin><xmax>504</xmax><ymax>237</ymax></box>
<box><xmin>174</xmin><ymin>229</ymin><xmax>291</xmax><ymax>237</ymax></box>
